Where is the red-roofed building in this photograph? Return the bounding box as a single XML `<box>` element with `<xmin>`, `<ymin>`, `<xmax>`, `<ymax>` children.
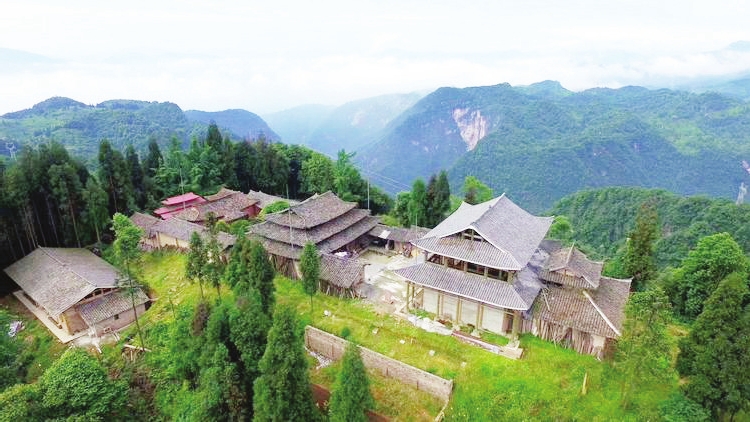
<box><xmin>154</xmin><ymin>192</ymin><xmax>207</xmax><ymax>219</ymax></box>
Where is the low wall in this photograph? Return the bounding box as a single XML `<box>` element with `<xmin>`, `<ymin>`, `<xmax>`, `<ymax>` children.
<box><xmin>304</xmin><ymin>326</ymin><xmax>453</xmax><ymax>402</ymax></box>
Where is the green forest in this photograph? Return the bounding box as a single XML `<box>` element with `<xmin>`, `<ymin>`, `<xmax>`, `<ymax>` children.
<box><xmin>1</xmin><ymin>121</ymin><xmax>750</xmax><ymax>420</ymax></box>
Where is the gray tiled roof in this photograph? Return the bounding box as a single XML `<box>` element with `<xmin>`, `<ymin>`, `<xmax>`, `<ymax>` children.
<box><xmin>533</xmin><ymin>275</ymin><xmax>631</xmax><ymax>338</ymax></box>
<box><xmin>265</xmin><ymin>191</ymin><xmax>355</xmax><ymax>229</ymax></box>
<box><xmin>417</xmin><ymin>195</ymin><xmax>552</xmax><ymax>270</ymax></box>
<box><xmin>137</xmin><ymin>215</ymin><xmax>236</xmax><ymax>249</ymax></box>
<box><xmin>394</xmin><ymin>262</ymin><xmax>537</xmax><ymax>310</ymax></box>
<box><xmin>77</xmin><ymin>288</ymin><xmax>149</xmax><ymax>326</ymax></box>
<box><xmin>413</xmin><ymin>236</ymin><xmax>521</xmax><ymax>271</ymax></box>
<box><xmin>543</xmin><ymin>246</ymin><xmax>603</xmax><ymax>289</ymax></box>
<box><xmin>131</xmin><ymin>212</ymin><xmax>160</xmax><ymax>233</ymax></box>
<box><xmin>251</xmin><ymin>209</ymin><xmax>371</xmax><ymax>247</ymax></box>
<box><xmin>251</xmin><ymin>216</ymin><xmax>379</xmax><ymax>260</ymax></box>
<box><xmin>248</xmin><ymin>190</ymin><xmax>298</xmax><ymax>209</ymax></box>
<box><xmin>172</xmin><ymin>190</ymin><xmax>257</xmax><ymax>223</ymax></box>
<box><xmin>320</xmin><ymin>254</ymin><xmax>364</xmax><ymax>289</ymax></box>
<box><xmin>3</xmin><ymin>248</ymin><xmax>120</xmax><ymax>318</ymax></box>
<box><xmin>369</xmin><ymin>224</ymin><xmax>430</xmax><ymax>243</ymax></box>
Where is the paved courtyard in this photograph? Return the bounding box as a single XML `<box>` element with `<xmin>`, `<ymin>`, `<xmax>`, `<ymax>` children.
<box><xmin>356</xmin><ymin>249</ymin><xmax>417</xmax><ymax>313</ymax></box>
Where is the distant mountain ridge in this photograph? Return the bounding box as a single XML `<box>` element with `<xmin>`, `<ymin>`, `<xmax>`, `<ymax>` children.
<box><xmin>263</xmin><ymin>92</ymin><xmax>423</xmax><ymax>156</ymax></box>
<box><xmin>0</xmin><ymin>97</ymin><xmax>279</xmax><ymax>161</ymax></box>
<box><xmin>355</xmin><ymin>82</ymin><xmax>750</xmax><ymax>212</ymax></box>
<box><xmin>184</xmin><ymin>109</ymin><xmax>280</xmax><ymax>141</ymax></box>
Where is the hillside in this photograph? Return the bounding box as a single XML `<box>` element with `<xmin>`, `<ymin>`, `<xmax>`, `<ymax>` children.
<box><xmin>0</xmin><ymin>97</ymin><xmax>205</xmax><ymax>161</ymax></box>
<box><xmin>548</xmin><ymin>186</ymin><xmax>750</xmax><ymax>268</ymax></box>
<box><xmin>184</xmin><ymin>109</ymin><xmax>280</xmax><ymax>141</ymax></box>
<box><xmin>263</xmin><ymin>104</ymin><xmax>336</xmax><ymax>145</ymax></box>
<box><xmin>356</xmin><ymin>82</ymin><xmax>750</xmax><ymax>212</ymax></box>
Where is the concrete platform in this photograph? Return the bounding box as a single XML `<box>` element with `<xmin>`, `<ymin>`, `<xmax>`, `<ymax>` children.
<box><xmin>13</xmin><ymin>290</ymin><xmax>87</xmax><ymax>343</ymax></box>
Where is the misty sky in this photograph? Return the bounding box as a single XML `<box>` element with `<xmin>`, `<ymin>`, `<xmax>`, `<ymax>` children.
<box><xmin>1</xmin><ymin>1</ymin><xmax>749</xmax><ymax>115</ymax></box>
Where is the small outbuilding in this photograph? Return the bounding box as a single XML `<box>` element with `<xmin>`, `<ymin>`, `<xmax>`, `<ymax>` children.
<box><xmin>3</xmin><ymin>247</ymin><xmax>149</xmax><ymax>342</ymax></box>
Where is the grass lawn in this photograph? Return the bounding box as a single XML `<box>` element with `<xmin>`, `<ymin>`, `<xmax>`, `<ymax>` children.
<box><xmin>131</xmin><ymin>251</ymin><xmax>677</xmax><ymax>421</ymax></box>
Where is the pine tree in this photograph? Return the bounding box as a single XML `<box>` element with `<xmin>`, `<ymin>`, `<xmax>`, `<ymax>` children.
<box><xmin>143</xmin><ymin>136</ymin><xmax>163</xmax><ymax>178</ymax></box>
<box><xmin>614</xmin><ymin>287</ymin><xmax>675</xmax><ymax>409</ymax></box>
<box><xmin>300</xmin><ymin>242</ymin><xmax>320</xmax><ymax>317</ymax></box>
<box><xmin>225</xmin><ymin>235</ymin><xmax>249</xmax><ymax>292</ymax></box>
<box><xmin>676</xmin><ymin>272</ymin><xmax>750</xmax><ymax>420</ymax></box>
<box><xmin>98</xmin><ymin>140</ymin><xmax>134</xmax><ymax>214</ymax></box>
<box><xmin>230</xmin><ymin>289</ymin><xmax>272</xmax><ymax>415</ymax></box>
<box><xmin>253</xmin><ymin>305</ymin><xmax>319</xmax><ymax>422</ymax></box>
<box><xmin>623</xmin><ymin>202</ymin><xmax>658</xmax><ymax>291</ymax></box>
<box><xmin>247</xmin><ymin>240</ymin><xmax>276</xmax><ymax>316</ymax></box>
<box><xmin>328</xmin><ymin>341</ymin><xmax>374</xmax><ymax>422</ymax></box>
<box><xmin>125</xmin><ymin>144</ymin><xmax>147</xmax><ymax>209</ymax></box>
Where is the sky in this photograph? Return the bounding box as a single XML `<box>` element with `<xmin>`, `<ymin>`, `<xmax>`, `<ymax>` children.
<box><xmin>1</xmin><ymin>0</ymin><xmax>750</xmax><ymax>115</ymax></box>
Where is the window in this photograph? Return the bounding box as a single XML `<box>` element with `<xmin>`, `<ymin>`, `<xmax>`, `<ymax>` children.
<box><xmin>113</xmin><ymin>314</ymin><xmax>119</xmax><ymax>321</ymax></box>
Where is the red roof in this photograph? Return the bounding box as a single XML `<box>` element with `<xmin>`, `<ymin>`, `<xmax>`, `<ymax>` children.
<box><xmin>161</xmin><ymin>192</ymin><xmax>206</xmax><ymax>206</ymax></box>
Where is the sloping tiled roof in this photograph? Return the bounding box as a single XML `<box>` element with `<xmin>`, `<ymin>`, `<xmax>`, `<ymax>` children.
<box><xmin>171</xmin><ymin>191</ymin><xmax>257</xmax><ymax>223</ymax></box>
<box><xmin>265</xmin><ymin>191</ymin><xmax>355</xmax><ymax>229</ymax></box>
<box><xmin>541</xmin><ymin>246</ymin><xmax>603</xmax><ymax>289</ymax></box>
<box><xmin>413</xmin><ymin>236</ymin><xmax>522</xmax><ymax>271</ymax></box>
<box><xmin>533</xmin><ymin>276</ymin><xmax>631</xmax><ymax>338</ymax></box>
<box><xmin>320</xmin><ymin>254</ymin><xmax>364</xmax><ymax>289</ymax></box>
<box><xmin>77</xmin><ymin>288</ymin><xmax>149</xmax><ymax>325</ymax></box>
<box><xmin>131</xmin><ymin>212</ymin><xmax>160</xmax><ymax>234</ymax></box>
<box><xmin>4</xmin><ymin>248</ymin><xmax>120</xmax><ymax>318</ymax></box>
<box><xmin>416</xmin><ymin>195</ymin><xmax>553</xmax><ymax>270</ymax></box>
<box><xmin>252</xmin><ymin>209</ymin><xmax>370</xmax><ymax>247</ymax></box>
<box><xmin>162</xmin><ymin>192</ymin><xmax>205</xmax><ymax>206</ymax></box>
<box><xmin>369</xmin><ymin>224</ymin><xmax>430</xmax><ymax>243</ymax></box>
<box><xmin>250</xmin><ymin>216</ymin><xmax>379</xmax><ymax>260</ymax></box>
<box><xmin>394</xmin><ymin>262</ymin><xmax>537</xmax><ymax>310</ymax></box>
<box><xmin>137</xmin><ymin>216</ymin><xmax>236</xmax><ymax>249</ymax></box>
<box><xmin>205</xmin><ymin>187</ymin><xmax>241</xmax><ymax>202</ymax></box>
<box><xmin>248</xmin><ymin>190</ymin><xmax>299</xmax><ymax>209</ymax></box>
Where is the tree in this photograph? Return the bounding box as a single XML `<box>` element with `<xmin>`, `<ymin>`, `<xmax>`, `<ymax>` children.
<box><xmin>676</xmin><ymin>272</ymin><xmax>750</xmax><ymax>420</ymax></box>
<box><xmin>0</xmin><ymin>310</ymin><xmax>20</xmax><ymax>390</ymax></box>
<box><xmin>98</xmin><ymin>139</ymin><xmax>134</xmax><ymax>214</ymax></box>
<box><xmin>112</xmin><ymin>212</ymin><xmax>147</xmax><ymax>349</ymax></box>
<box><xmin>425</xmin><ymin>170</ymin><xmax>451</xmax><ymax>227</ymax></box>
<box><xmin>48</xmin><ymin>163</ymin><xmax>83</xmax><ymax>247</ymax></box>
<box><xmin>225</xmin><ymin>235</ymin><xmax>249</xmax><ymax>292</ymax></box>
<box><xmin>408</xmin><ymin>178</ymin><xmax>428</xmax><ymax>228</ymax></box>
<box><xmin>230</xmin><ymin>289</ymin><xmax>272</xmax><ymax>415</ymax></box>
<box><xmin>187</xmin><ymin>232</ymin><xmax>207</xmax><ymax>300</ymax></box>
<box><xmin>462</xmin><ymin>176</ymin><xmax>493</xmax><ymax>205</ymax></box>
<box><xmin>143</xmin><ymin>136</ymin><xmax>163</xmax><ymax>178</ymax></box>
<box><xmin>333</xmin><ymin>150</ymin><xmax>362</xmax><ymax>203</ymax></box>
<box><xmin>328</xmin><ymin>341</ymin><xmax>374</xmax><ymax>422</ymax></box>
<box><xmin>614</xmin><ymin>287</ymin><xmax>675</xmax><ymax>409</ymax></box>
<box><xmin>548</xmin><ymin>215</ymin><xmax>574</xmax><ymax>243</ymax></box>
<box><xmin>253</xmin><ymin>305</ymin><xmax>319</xmax><ymax>421</ymax></box>
<box><xmin>300</xmin><ymin>242</ymin><xmax>320</xmax><ymax>317</ymax></box>
<box><xmin>668</xmin><ymin>232</ymin><xmax>750</xmax><ymax>319</ymax></box>
<box><xmin>623</xmin><ymin>202</ymin><xmax>659</xmax><ymax>291</ymax></box>
<box><xmin>301</xmin><ymin>153</ymin><xmax>335</xmax><ymax>195</ymax></box>
<box><xmin>39</xmin><ymin>348</ymin><xmax>127</xmax><ymax>419</ymax></box>
<box><xmin>247</xmin><ymin>240</ymin><xmax>276</xmax><ymax>316</ymax></box>
<box><xmin>81</xmin><ymin>178</ymin><xmax>109</xmax><ymax>246</ymax></box>
<box><xmin>392</xmin><ymin>191</ymin><xmax>412</xmax><ymax>227</ymax></box>
<box><xmin>204</xmin><ymin>226</ymin><xmax>227</xmax><ymax>297</ymax></box>
<box><xmin>125</xmin><ymin>144</ymin><xmax>147</xmax><ymax>209</ymax></box>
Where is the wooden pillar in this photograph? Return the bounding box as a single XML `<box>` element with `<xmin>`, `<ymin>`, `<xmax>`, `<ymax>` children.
<box><xmin>456</xmin><ymin>298</ymin><xmax>463</xmax><ymax>325</ymax></box>
<box><xmin>437</xmin><ymin>292</ymin><xmax>443</xmax><ymax>318</ymax></box>
<box><xmin>463</xmin><ymin>261</ymin><xmax>468</xmax><ymax>272</ymax></box>
<box><xmin>512</xmin><ymin>309</ymin><xmax>521</xmax><ymax>340</ymax></box>
<box><xmin>476</xmin><ymin>304</ymin><xmax>483</xmax><ymax>330</ymax></box>
<box><xmin>405</xmin><ymin>283</ymin><xmax>411</xmax><ymax>312</ymax></box>
<box><xmin>483</xmin><ymin>267</ymin><xmax>488</xmax><ymax>278</ymax></box>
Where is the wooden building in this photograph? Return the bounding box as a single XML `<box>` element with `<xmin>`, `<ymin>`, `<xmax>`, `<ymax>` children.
<box><xmin>530</xmin><ymin>246</ymin><xmax>631</xmax><ymax>358</ymax></box>
<box><xmin>319</xmin><ymin>254</ymin><xmax>366</xmax><ymax>298</ymax></box>
<box><xmin>171</xmin><ymin>188</ymin><xmax>258</xmax><ymax>224</ymax></box>
<box><xmin>246</xmin><ymin>190</ymin><xmax>300</xmax><ymax>217</ymax></box>
<box><xmin>395</xmin><ymin>195</ymin><xmax>553</xmax><ymax>339</ymax></box>
<box><xmin>3</xmin><ymin>247</ymin><xmax>149</xmax><ymax>341</ymax></box>
<box><xmin>153</xmin><ymin>192</ymin><xmax>206</xmax><ymax>219</ymax></box>
<box><xmin>369</xmin><ymin>224</ymin><xmax>429</xmax><ymax>256</ymax></box>
<box><xmin>130</xmin><ymin>212</ymin><xmax>236</xmax><ymax>252</ymax></box>
<box><xmin>248</xmin><ymin>191</ymin><xmax>378</xmax><ymax>281</ymax></box>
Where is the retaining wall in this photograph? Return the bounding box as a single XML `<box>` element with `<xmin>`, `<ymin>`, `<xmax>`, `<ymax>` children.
<box><xmin>304</xmin><ymin>326</ymin><xmax>453</xmax><ymax>402</ymax></box>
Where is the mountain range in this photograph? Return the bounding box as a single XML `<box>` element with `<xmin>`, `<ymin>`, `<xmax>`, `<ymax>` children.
<box><xmin>3</xmin><ymin>79</ymin><xmax>750</xmax><ymax>213</ymax></box>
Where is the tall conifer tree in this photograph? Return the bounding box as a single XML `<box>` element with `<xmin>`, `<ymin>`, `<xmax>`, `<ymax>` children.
<box><xmin>328</xmin><ymin>341</ymin><xmax>374</xmax><ymax>422</ymax></box>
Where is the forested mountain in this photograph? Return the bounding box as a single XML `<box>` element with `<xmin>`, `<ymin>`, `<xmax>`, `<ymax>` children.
<box><xmin>263</xmin><ymin>92</ymin><xmax>423</xmax><ymax>155</ymax></box>
<box><xmin>548</xmin><ymin>186</ymin><xmax>750</xmax><ymax>268</ymax></box>
<box><xmin>184</xmin><ymin>109</ymin><xmax>280</xmax><ymax>141</ymax></box>
<box><xmin>356</xmin><ymin>82</ymin><xmax>750</xmax><ymax>212</ymax></box>
<box><xmin>0</xmin><ymin>98</ymin><xmax>207</xmax><ymax>162</ymax></box>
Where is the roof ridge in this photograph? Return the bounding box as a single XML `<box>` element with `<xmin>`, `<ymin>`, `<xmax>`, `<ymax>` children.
<box><xmin>582</xmin><ymin>290</ymin><xmax>621</xmax><ymax>336</ymax></box>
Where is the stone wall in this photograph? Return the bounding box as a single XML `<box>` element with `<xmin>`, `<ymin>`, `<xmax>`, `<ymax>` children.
<box><xmin>304</xmin><ymin>326</ymin><xmax>453</xmax><ymax>402</ymax></box>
